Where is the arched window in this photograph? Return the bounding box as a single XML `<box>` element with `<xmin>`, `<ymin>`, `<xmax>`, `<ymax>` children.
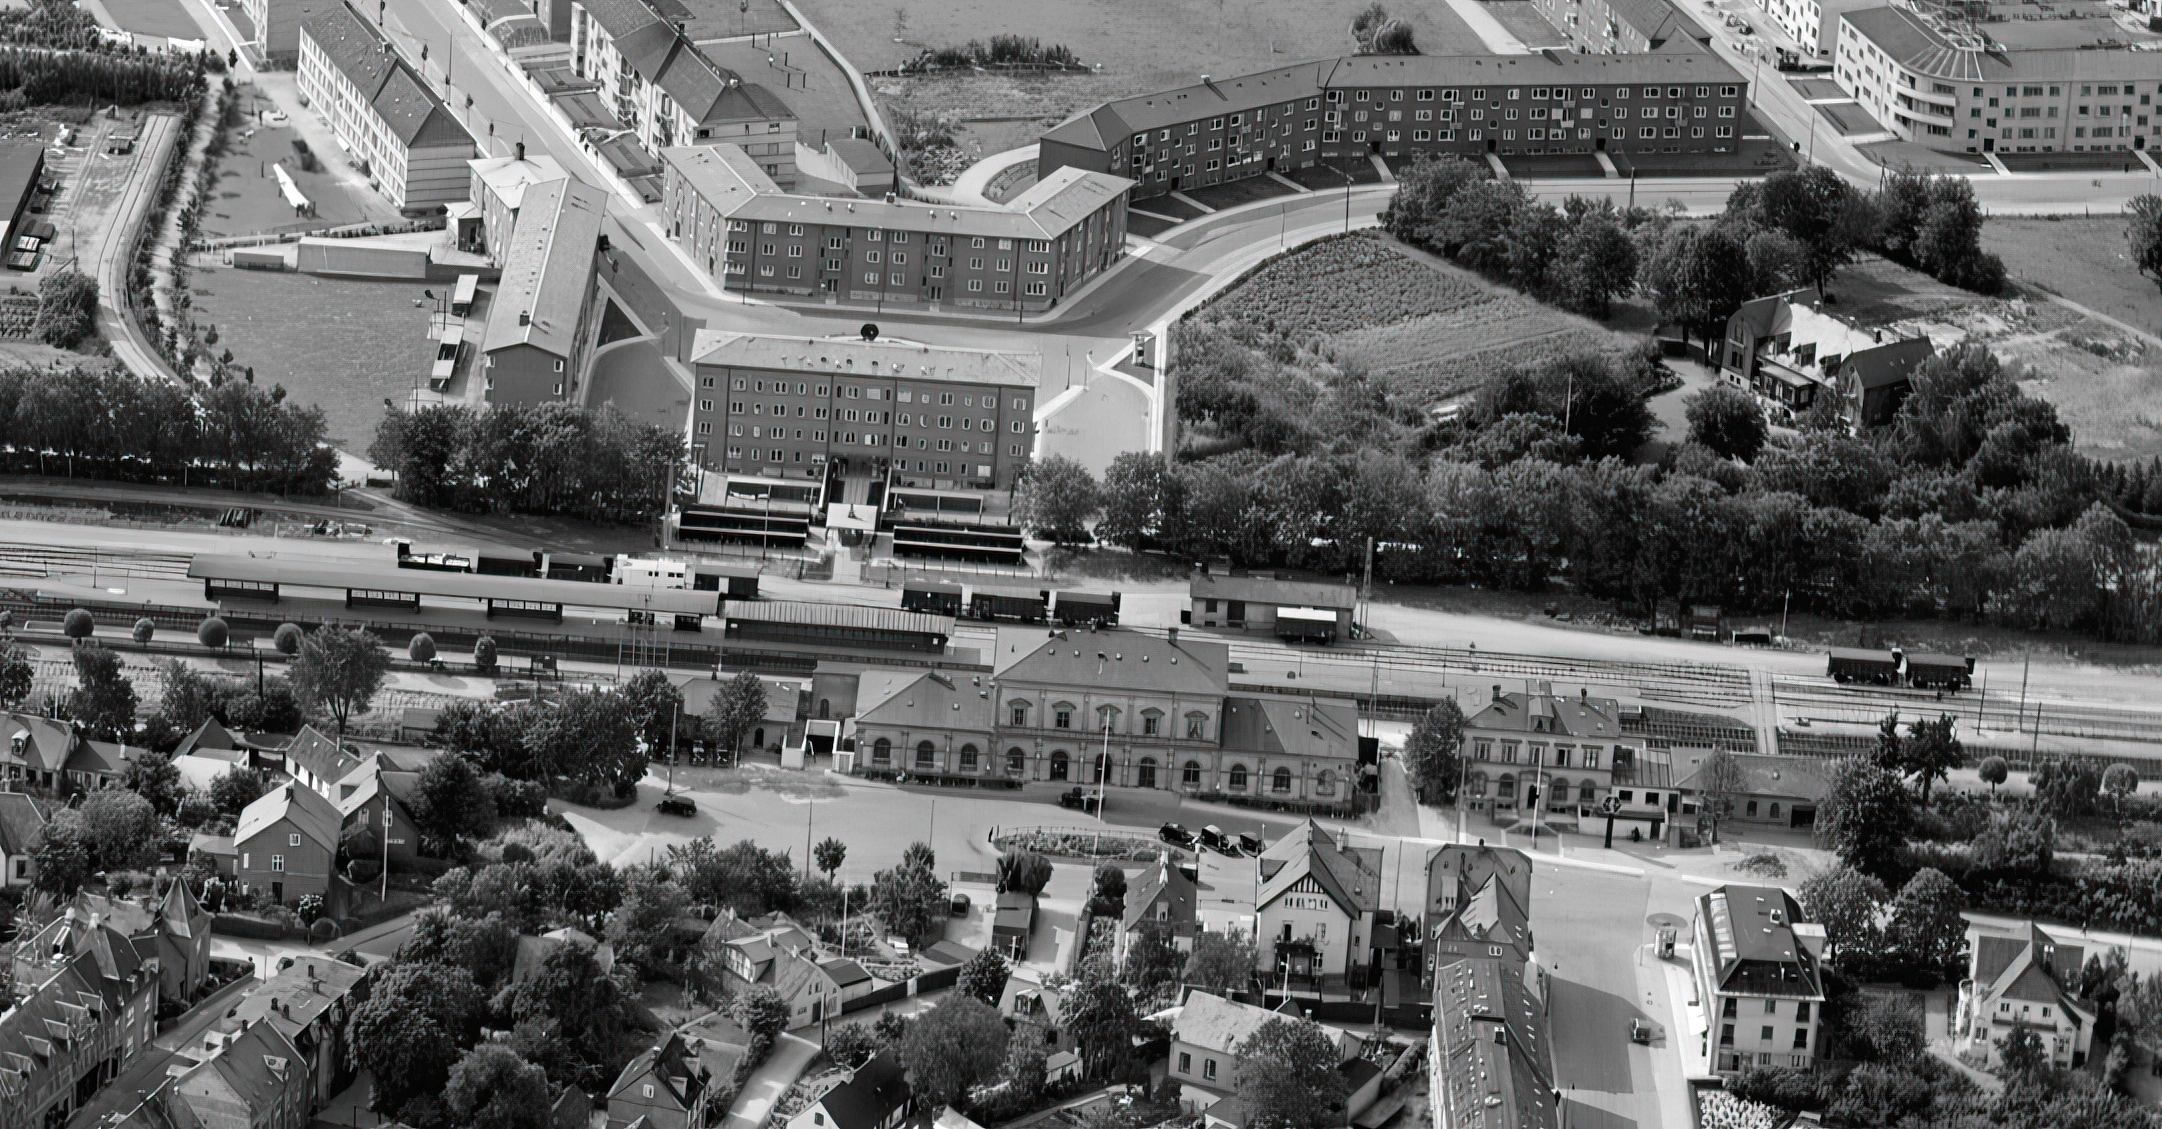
<box><xmin>1272</xmin><ymin>767</ymin><xmax>1293</xmax><ymax>794</ymax></box>
<box><xmin>1183</xmin><ymin>761</ymin><xmax>1201</xmax><ymax>787</ymax></box>
<box><xmin>1578</xmin><ymin>780</ymin><xmax>1597</xmax><ymax>803</ymax></box>
<box><xmin>1141</xmin><ymin>709</ymin><xmax>1164</xmax><ymax>737</ymax></box>
<box><xmin>916</xmin><ymin>740</ymin><xmax>936</xmax><ymax>769</ymax></box>
<box><xmin>1228</xmin><ymin>764</ymin><xmax>1248</xmax><ymax>791</ymax></box>
<box><xmin>872</xmin><ymin>737</ymin><xmax>891</xmax><ymax>765</ymax></box>
<box><xmin>1316</xmin><ymin>770</ymin><xmax>1336</xmax><ymax>797</ymax></box>
<box><xmin>1498</xmin><ymin>773</ymin><xmax>1517</xmax><ymax>801</ymax></box>
<box><xmin>1049</xmin><ymin>750</ymin><xmax>1070</xmax><ymax>781</ymax></box>
<box><xmin>959</xmin><ymin>744</ymin><xmax>979</xmax><ymax>771</ymax></box>
<box><xmin>1053</xmin><ymin>702</ymin><xmax>1075</xmax><ymax>730</ymax></box>
<box><xmin>819</xmin><ymin>698</ymin><xmax>831</xmax><ymax>719</ymax></box>
<box><xmin>1770</xmin><ymin>802</ymin><xmax>1782</xmax><ymax>819</ymax></box>
<box><xmin>754</xmin><ymin>727</ymin><xmax>766</xmax><ymax>749</ymax></box>
<box><xmin>1096</xmin><ymin>705</ymin><xmax>1121</xmax><ymax>732</ymax></box>
<box><xmin>1137</xmin><ymin>758</ymin><xmax>1157</xmax><ymax>789</ymax></box>
<box><xmin>1007</xmin><ymin>748</ymin><xmax>1026</xmax><ymax>776</ymax></box>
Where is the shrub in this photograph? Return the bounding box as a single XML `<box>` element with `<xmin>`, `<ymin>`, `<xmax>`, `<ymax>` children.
<box><xmin>33</xmin><ymin>267</ymin><xmax>98</xmax><ymax>349</ymax></box>
<box><xmin>273</xmin><ymin>623</ymin><xmax>303</xmax><ymax>654</ymax></box>
<box><xmin>197</xmin><ymin>617</ymin><xmax>228</xmax><ymax>648</ymax></box>
<box><xmin>131</xmin><ymin>617</ymin><xmax>155</xmax><ymax>644</ymax></box>
<box><xmin>63</xmin><ymin>608</ymin><xmax>94</xmax><ymax>639</ymax></box>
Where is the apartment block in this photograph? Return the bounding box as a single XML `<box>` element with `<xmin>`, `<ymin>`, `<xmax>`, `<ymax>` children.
<box><xmin>481</xmin><ymin>177</ymin><xmax>609</xmax><ymax>406</ymax></box>
<box><xmin>1837</xmin><ymin>2</ymin><xmax>2162</xmax><ymax>154</ymax></box>
<box><xmin>1039</xmin><ymin>49</ymin><xmax>1746</xmax><ymax>201</ymax></box>
<box><xmin>570</xmin><ymin>0</ymin><xmax>797</xmax><ymax>180</ymax></box>
<box><xmin>297</xmin><ymin>0</ymin><xmax>475</xmax><ymax>209</ymax></box>
<box><xmin>687</xmin><ymin>330</ymin><xmax>1039</xmax><ymax>488</ymax></box>
<box><xmin>1693</xmin><ymin>884</ymin><xmax>1826</xmax><ymax>1073</ymax></box>
<box><xmin>663</xmin><ymin>144</ymin><xmax>1131</xmax><ymax>312</ymax></box>
<box><xmin>1527</xmin><ymin>0</ymin><xmax>1713</xmax><ymax>56</ymax></box>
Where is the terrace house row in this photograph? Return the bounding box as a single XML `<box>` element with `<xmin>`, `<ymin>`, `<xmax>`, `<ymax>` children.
<box><xmin>1037</xmin><ymin>48</ymin><xmax>1747</xmax><ymax>201</ymax></box>
<box><xmin>663</xmin><ymin>144</ymin><xmax>1131</xmax><ymax>312</ymax></box>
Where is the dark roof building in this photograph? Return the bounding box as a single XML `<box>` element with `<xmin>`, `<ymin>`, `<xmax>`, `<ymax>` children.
<box><xmin>1691</xmin><ymin>884</ymin><xmax>1827</xmax><ymax>1074</ymax></box>
<box><xmin>480</xmin><ymin>175</ymin><xmax>609</xmax><ymax>408</ymax></box>
<box><xmin>1423</xmin><ymin>843</ymin><xmax>1534</xmax><ymax>985</ymax></box>
<box><xmin>1429</xmin><ymin>957</ymin><xmax>1560</xmax><ymax>1129</ymax></box>
<box><xmin>1838</xmin><ymin>336</ymin><xmax>1934</xmax><ymax>430</ymax></box>
<box><xmin>785</xmin><ymin>1052</ymin><xmax>913</xmax><ymax>1129</ymax></box>
<box><xmin>0</xmin><ymin>789</ymin><xmax>46</xmax><ymax>886</ymax></box>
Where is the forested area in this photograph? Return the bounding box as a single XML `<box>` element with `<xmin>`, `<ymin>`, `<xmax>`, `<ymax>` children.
<box><xmin>370</xmin><ymin>402</ymin><xmax>687</xmax><ymax>525</ymax></box>
<box><xmin>0</xmin><ymin>365</ymin><xmax>338</xmax><ymax>493</ymax></box>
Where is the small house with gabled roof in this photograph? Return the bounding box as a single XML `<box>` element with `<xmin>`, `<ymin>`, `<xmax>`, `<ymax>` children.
<box><xmin>1960</xmin><ymin>916</ymin><xmax>2095</xmax><ymax>1068</ymax></box>
<box><xmin>1254</xmin><ymin>820</ymin><xmax>1383</xmax><ymax>984</ymax></box>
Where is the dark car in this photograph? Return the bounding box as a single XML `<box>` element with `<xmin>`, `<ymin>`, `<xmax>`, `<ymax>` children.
<box><xmin>1058</xmin><ymin>786</ymin><xmax>1090</xmax><ymax>810</ymax></box>
<box><xmin>951</xmin><ymin>893</ymin><xmax>972</xmax><ymax>917</ymax></box>
<box><xmin>1198</xmin><ymin>825</ymin><xmax>1229</xmax><ymax>853</ymax></box>
<box><xmin>1237</xmin><ymin>831</ymin><xmax>1265</xmax><ymax>855</ymax></box>
<box><xmin>1159</xmin><ymin>823</ymin><xmax>1194</xmax><ymax>847</ymax></box>
<box><xmin>657</xmin><ymin>793</ymin><xmax>697</xmax><ymax>816</ymax></box>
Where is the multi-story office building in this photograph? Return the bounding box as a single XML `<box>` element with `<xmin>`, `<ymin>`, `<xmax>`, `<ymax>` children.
<box><xmin>1692</xmin><ymin>884</ymin><xmax>1827</xmax><ymax>1073</ymax></box>
<box><xmin>1039</xmin><ymin>49</ymin><xmax>1746</xmax><ymax>201</ymax></box>
<box><xmin>1836</xmin><ymin>2</ymin><xmax>2162</xmax><ymax>154</ymax></box>
<box><xmin>297</xmin><ymin>1</ymin><xmax>475</xmax><ymax>209</ymax></box>
<box><xmin>481</xmin><ymin>176</ymin><xmax>609</xmax><ymax>406</ymax></box>
<box><xmin>1527</xmin><ymin>0</ymin><xmax>1712</xmax><ymax>56</ymax></box>
<box><xmin>662</xmin><ymin>144</ymin><xmax>1132</xmax><ymax>312</ymax></box>
<box><xmin>685</xmin><ymin>330</ymin><xmax>1040</xmax><ymax>491</ymax></box>
<box><xmin>570</xmin><ymin>0</ymin><xmax>797</xmax><ymax>180</ymax></box>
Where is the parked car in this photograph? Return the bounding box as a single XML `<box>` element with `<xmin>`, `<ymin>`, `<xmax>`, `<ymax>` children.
<box><xmin>1237</xmin><ymin>831</ymin><xmax>1265</xmax><ymax>855</ymax></box>
<box><xmin>951</xmin><ymin>894</ymin><xmax>972</xmax><ymax>917</ymax></box>
<box><xmin>1198</xmin><ymin>825</ymin><xmax>1230</xmax><ymax>853</ymax></box>
<box><xmin>657</xmin><ymin>793</ymin><xmax>697</xmax><ymax>816</ymax></box>
<box><xmin>1159</xmin><ymin>823</ymin><xmax>1194</xmax><ymax>847</ymax></box>
<box><xmin>1058</xmin><ymin>786</ymin><xmax>1092</xmax><ymax>810</ymax></box>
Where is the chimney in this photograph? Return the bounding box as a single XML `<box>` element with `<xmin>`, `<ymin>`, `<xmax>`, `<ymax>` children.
<box><xmin>518</xmin><ymin>310</ymin><xmax>531</xmax><ymax>326</ymax></box>
<box><xmin>1167</xmin><ymin>627</ymin><xmax>1178</xmax><ymax>648</ymax></box>
<box><xmin>515</xmin><ymin>140</ymin><xmax>525</xmax><ymax>161</ymax></box>
<box><xmin>1492</xmin><ymin>684</ymin><xmax>1502</xmax><ymax>700</ymax></box>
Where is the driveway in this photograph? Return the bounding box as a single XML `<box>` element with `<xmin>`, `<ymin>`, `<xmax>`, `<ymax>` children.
<box><xmin>724</xmin><ymin>1032</ymin><xmax>822</xmax><ymax>1129</ymax></box>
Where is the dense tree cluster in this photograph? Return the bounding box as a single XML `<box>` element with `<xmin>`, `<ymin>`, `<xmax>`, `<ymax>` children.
<box><xmin>0</xmin><ymin>43</ymin><xmax>205</xmax><ymax>105</ymax></box>
<box><xmin>370</xmin><ymin>402</ymin><xmax>685</xmax><ymax>524</ymax></box>
<box><xmin>0</xmin><ymin>366</ymin><xmax>336</xmax><ymax>493</ymax></box>
<box><xmin>1384</xmin><ymin>158</ymin><xmax>1642</xmax><ymax>316</ymax></box>
<box><xmin>33</xmin><ymin>268</ymin><xmax>97</xmax><ymax>349</ymax></box>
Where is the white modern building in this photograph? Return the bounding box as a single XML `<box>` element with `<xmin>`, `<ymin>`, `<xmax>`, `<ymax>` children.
<box><xmin>297</xmin><ymin>0</ymin><xmax>475</xmax><ymax>209</ymax></box>
<box><xmin>1691</xmin><ymin>884</ymin><xmax>1827</xmax><ymax>1074</ymax></box>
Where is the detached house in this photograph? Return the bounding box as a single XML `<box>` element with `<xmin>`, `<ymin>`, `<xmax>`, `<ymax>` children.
<box><xmin>1</xmin><ymin>712</ymin><xmax>83</xmax><ymax>791</ymax></box>
<box><xmin>235</xmin><ymin>783</ymin><xmax>341</xmax><ymax>908</ymax></box>
<box><xmin>1116</xmin><ymin>855</ymin><xmax>1198</xmax><ymax>966</ymax></box>
<box><xmin>607</xmin><ymin>1016</ymin><xmax>753</xmax><ymax>1129</ymax></box>
<box><xmin>0</xmin><ymin>789</ymin><xmax>47</xmax><ymax>886</ymax></box>
<box><xmin>332</xmin><ymin>754</ymin><xmax>420</xmax><ymax>866</ymax></box>
<box><xmin>704</xmin><ymin>912</ymin><xmax>846</xmax><ymax>1028</ymax></box>
<box><xmin>1169</xmin><ymin>992</ymin><xmax>1359</xmax><ymax>1106</ymax></box>
<box><xmin>1960</xmin><ymin>917</ymin><xmax>2096</xmax><ymax>1068</ymax></box>
<box><xmin>225</xmin><ymin>957</ymin><xmax>368</xmax><ymax>1108</ymax></box>
<box><xmin>282</xmin><ymin>727</ymin><xmax>364</xmax><ymax>801</ymax></box>
<box><xmin>1255</xmin><ymin>821</ymin><xmax>1383</xmax><ymax>984</ymax></box>
<box><xmin>783</xmin><ymin>1052</ymin><xmax>912</xmax><ymax>1129</ymax></box>
<box><xmin>999</xmin><ymin>976</ymin><xmax>1075</xmax><ymax>1055</ymax></box>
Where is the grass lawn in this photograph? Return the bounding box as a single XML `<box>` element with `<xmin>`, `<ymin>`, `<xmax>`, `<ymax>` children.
<box><xmin>189</xmin><ymin>265</ymin><xmax>439</xmax><ymax>453</ymax></box>
<box><xmin>1486</xmin><ymin>1</ymin><xmax>1567</xmax><ymax>46</ymax></box>
<box><xmin>1986</xmin><ymin>217</ymin><xmax>2161</xmax><ymax>335</ymax></box>
<box><xmin>797</xmin><ymin>0</ymin><xmax>1487</xmax><ymax>109</ymax></box>
<box><xmin>99</xmin><ymin>0</ymin><xmax>200</xmax><ymax>39</ymax></box>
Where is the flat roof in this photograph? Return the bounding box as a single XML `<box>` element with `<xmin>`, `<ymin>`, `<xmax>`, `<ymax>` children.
<box><xmin>726</xmin><ymin>599</ymin><xmax>953</xmax><ymax>636</ymax></box>
<box><xmin>188</xmin><ymin>554</ymin><xmax>715</xmax><ymax>615</ymax></box>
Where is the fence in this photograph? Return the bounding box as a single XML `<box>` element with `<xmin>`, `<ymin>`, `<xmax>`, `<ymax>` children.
<box><xmin>843</xmin><ymin>981</ymin><xmax>908</xmax><ymax>1013</ymax></box>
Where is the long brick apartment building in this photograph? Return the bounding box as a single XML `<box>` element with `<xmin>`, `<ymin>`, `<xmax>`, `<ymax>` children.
<box><xmin>662</xmin><ymin>144</ymin><xmax>1131</xmax><ymax>312</ymax></box>
<box><xmin>686</xmin><ymin>330</ymin><xmax>1039</xmax><ymax>491</ymax></box>
<box><xmin>1038</xmin><ymin>48</ymin><xmax>1747</xmax><ymax>200</ymax></box>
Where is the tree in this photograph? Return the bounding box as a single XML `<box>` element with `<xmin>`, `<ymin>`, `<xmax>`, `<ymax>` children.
<box><xmin>826</xmin><ymin>1022</ymin><xmax>880</xmax><ymax>1070</ymax></box>
<box><xmin>1236</xmin><ymin>1017</ymin><xmax>1352</xmax><ymax>1129</ymax></box>
<box><xmin>76</xmin><ymin>788</ymin><xmax>159</xmax><ymax>870</ymax></box>
<box><xmin>703</xmin><ymin>671</ymin><xmax>770</xmax><ymax>761</ymax></box>
<box><xmin>288</xmin><ymin>625</ymin><xmax>390</xmax><ymax>738</ymax></box>
<box><xmin>734</xmin><ymin>985</ymin><xmax>792</xmax><ymax>1047</ymax></box>
<box><xmin>1817</xmin><ymin>755</ymin><xmax>1914</xmax><ymax>878</ymax></box>
<box><xmin>398</xmin><ymin>907</ymin><xmax>520</xmax><ymax>993</ymax></box>
<box><xmin>68</xmin><ymin>642</ymin><xmax>137</xmax><ymax>741</ymax></box>
<box><xmin>412</xmin><ymin>754</ymin><xmax>495</xmax><ymax>853</ymax></box>
<box><xmin>1693</xmin><ymin>749</ymin><xmax>1751</xmax><ymax>843</ymax></box>
<box><xmin>1062</xmin><ymin>972</ymin><xmax>1139</xmax><ymax>1079</ymax></box>
<box><xmin>1560</xmin><ymin>214</ymin><xmax>1638</xmax><ymax>318</ymax></box>
<box><xmin>1122</xmin><ymin>920</ymin><xmax>1184</xmax><ymax>1003</ymax></box>
<box><xmin>2102</xmin><ymin>762</ymin><xmax>2140</xmax><ymax>816</ymax></box>
<box><xmin>1979</xmin><ymin>755</ymin><xmax>2009</xmax><ymax>795</ymax></box>
<box><xmin>2032</xmin><ymin>757</ymin><xmax>2102</xmax><ymax>820</ymax></box>
<box><xmin>62</xmin><ymin>608</ymin><xmax>94</xmax><ymax>640</ymax></box>
<box><xmin>408</xmin><ymin>633</ymin><xmax>436</xmax><ymax>663</ymax></box>
<box><xmin>443</xmin><ymin>1044</ymin><xmax>551</xmax><ymax>1129</ymax></box>
<box><xmin>524</xmin><ymin>688</ymin><xmax>641</xmax><ymax>790</ymax></box>
<box><xmin>1005</xmin><ymin>1039</ymin><xmax>1049</xmax><ymax>1100</ymax></box>
<box><xmin>897</xmin><ymin>996</ymin><xmax>1010</xmax><ymax>1108</ymax></box>
<box><xmin>1096</xmin><ymin>451</ymin><xmax>1184</xmax><ymax>551</ymax></box>
<box><xmin>1752</xmin><ymin>165</ymin><xmax>1865</xmax><ymax>292</ymax></box>
<box><xmin>1401</xmin><ymin>699</ymin><xmax>1465</xmax><ymax>803</ymax></box>
<box><xmin>603</xmin><ymin>865</ymin><xmax>688</xmax><ymax>972</ymax></box>
<box><xmin>2132</xmin><ymin>195</ymin><xmax>2162</xmax><ymax>298</ymax></box>
<box><xmin>1844</xmin><ymin>993</ymin><xmax>1926</xmax><ymax>1062</ymax></box>
<box><xmin>345</xmin><ymin>961</ymin><xmax>483</xmax><ymax>1116</ymax></box>
<box><xmin>0</xmin><ymin>645</ymin><xmax>30</xmax><ymax>710</ymax></box>
<box><xmin>1685</xmin><ymin>386</ymin><xmax>1769</xmax><ymax>463</ymax></box>
<box><xmin>1885</xmin><ymin>867</ymin><xmax>1965</xmax><ymax>969</ymax></box>
<box><xmin>1895</xmin><ymin>714</ymin><xmax>1963</xmax><ymax>801</ymax></box>
<box><xmin>32</xmin><ymin>822</ymin><xmax>90</xmax><ymax>894</ymax></box>
<box><xmin>1186</xmin><ymin>930</ymin><xmax>1256</xmax><ymax>996</ymax></box>
<box><xmin>132</xmin><ymin>618</ymin><xmax>154</xmax><ymax>644</ymax></box>
<box><xmin>957</xmin><ymin>947</ymin><xmax>1010</xmax><ymax>1005</ymax></box>
<box><xmin>621</xmin><ymin>669</ymin><xmax>684</xmax><ymax>756</ymax></box>
<box><xmin>196</xmin><ymin>617</ymin><xmax>228</xmax><ymax>649</ymax></box>
<box><xmin>210</xmin><ymin>765</ymin><xmax>267</xmax><ymax>816</ymax></box>
<box><xmin>815</xmin><ymin>836</ymin><xmax>847</xmax><ymax>879</ymax></box>
<box><xmin>494</xmin><ymin>939</ymin><xmax>641</xmax><ymax>1089</ymax></box>
<box><xmin>871</xmin><ymin>854</ymin><xmax>947</xmax><ymax>948</ymax></box>
<box><xmin>1014</xmin><ymin>455</ymin><xmax>1102</xmax><ymax>544</ymax></box>
<box><xmin>122</xmin><ymin>748</ymin><xmax>182</xmax><ymax>816</ymax></box>
<box><xmin>997</xmin><ymin>850</ymin><xmax>1053</xmax><ymax>896</ymax></box>
<box><xmin>1798</xmin><ymin>864</ymin><xmax>1887</xmax><ymax>965</ymax></box>
<box><xmin>1090</xmin><ymin>863</ymin><xmax>1127</xmax><ymax>916</ymax></box>
<box><xmin>474</xmin><ymin>636</ymin><xmax>498</xmax><ymax>670</ymax></box>
<box><xmin>273</xmin><ymin>623</ymin><xmax>303</xmax><ymax>655</ymax></box>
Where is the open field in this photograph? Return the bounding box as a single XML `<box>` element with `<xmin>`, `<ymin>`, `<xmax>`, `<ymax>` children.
<box><xmin>93</xmin><ymin>0</ymin><xmax>200</xmax><ymax>38</ymax></box>
<box><xmin>802</xmin><ymin>0</ymin><xmax>1488</xmax><ymax>161</ymax></box>
<box><xmin>1985</xmin><ymin>216</ymin><xmax>2162</xmax><ymax>338</ymax></box>
<box><xmin>188</xmin><ymin>265</ymin><xmax>438</xmax><ymax>452</ymax></box>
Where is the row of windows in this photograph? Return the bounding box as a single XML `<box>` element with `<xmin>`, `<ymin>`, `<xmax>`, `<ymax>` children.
<box><xmin>1122</xmin><ymin>84</ymin><xmax>1741</xmax><ymax>145</ymax></box>
<box><xmin>1009</xmin><ymin>700</ymin><xmax>1211</xmax><ymax>739</ymax></box>
<box><xmin>865</xmin><ymin>741</ymin><xmax>1334</xmax><ymax>794</ymax></box>
<box><xmin>1471</xmin><ymin>741</ymin><xmax>1606</xmax><ymax>768</ymax></box>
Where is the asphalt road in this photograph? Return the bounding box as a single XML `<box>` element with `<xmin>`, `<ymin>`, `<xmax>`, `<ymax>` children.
<box><xmin>1536</xmin><ymin>866</ymin><xmax>1667</xmax><ymax>1129</ymax></box>
<box><xmin>90</xmin><ymin>112</ymin><xmax>184</xmax><ymax>384</ymax></box>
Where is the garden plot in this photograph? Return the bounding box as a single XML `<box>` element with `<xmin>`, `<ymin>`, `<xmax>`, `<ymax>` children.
<box><xmin>1197</xmin><ymin>231</ymin><xmax>1636</xmax><ymax>405</ymax></box>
